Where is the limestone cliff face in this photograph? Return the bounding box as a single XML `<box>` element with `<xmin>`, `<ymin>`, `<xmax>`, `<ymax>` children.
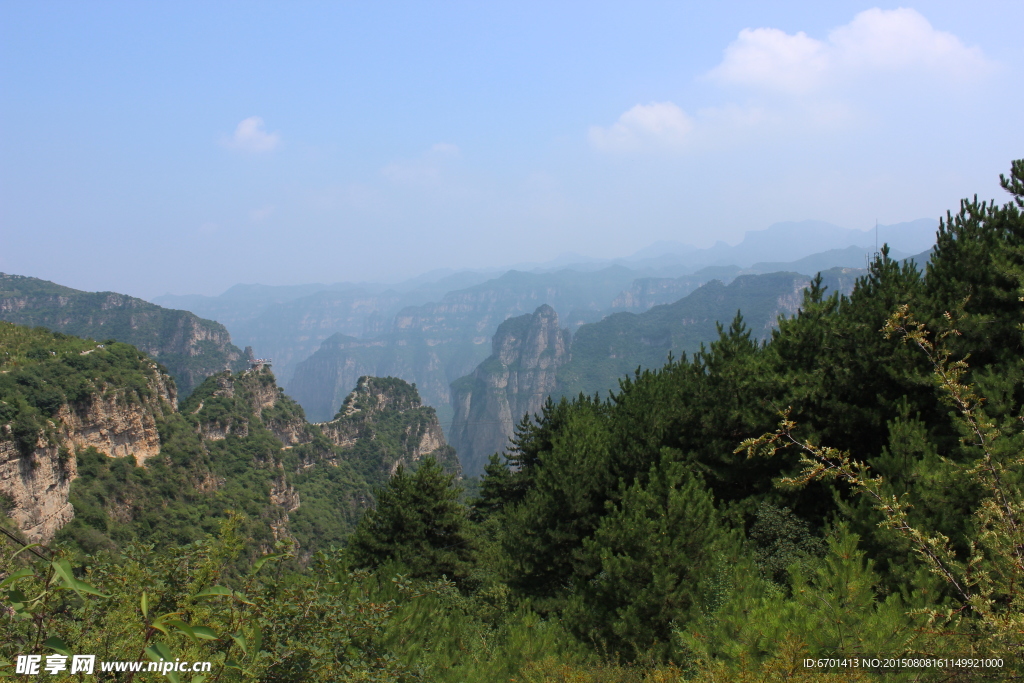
<box><xmin>0</xmin><ymin>366</ymin><xmax>176</xmax><ymax>543</ymax></box>
<box><xmin>0</xmin><ymin>272</ymin><xmax>246</xmax><ymax>397</ymax></box>
<box><xmin>0</xmin><ymin>438</ymin><xmax>76</xmax><ymax>546</ymax></box>
<box><xmin>448</xmin><ymin>305</ymin><xmax>570</xmax><ymax>476</ymax></box>
<box><xmin>285</xmin><ymin>268</ymin><xmax>642</xmax><ymax>424</ymax></box>
<box><xmin>52</xmin><ymin>377</ymin><xmax>174</xmax><ymax>464</ymax></box>
<box><xmin>316</xmin><ymin>376</ymin><xmax>460</xmax><ymax>479</ymax></box>
<box><xmin>192</xmin><ymin>367</ymin><xmax>311</xmax><ymax>447</ymax></box>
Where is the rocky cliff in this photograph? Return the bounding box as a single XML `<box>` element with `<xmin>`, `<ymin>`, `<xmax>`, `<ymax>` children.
<box><xmin>285</xmin><ymin>267</ymin><xmax>642</xmax><ymax>424</ymax></box>
<box><xmin>1</xmin><ymin>320</ymin><xmax>461</xmax><ymax>553</ymax></box>
<box><xmin>0</xmin><ymin>325</ymin><xmax>177</xmax><ymax>543</ymax></box>
<box><xmin>0</xmin><ymin>272</ymin><xmax>246</xmax><ymax>396</ymax></box>
<box><xmin>317</xmin><ymin>376</ymin><xmax>460</xmax><ymax>478</ymax></box>
<box><xmin>448</xmin><ymin>305</ymin><xmax>570</xmax><ymax>476</ymax></box>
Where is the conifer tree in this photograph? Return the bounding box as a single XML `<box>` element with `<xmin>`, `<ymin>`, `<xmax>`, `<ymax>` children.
<box><xmin>348</xmin><ymin>457</ymin><xmax>473</xmax><ymax>583</ymax></box>
<box><xmin>569</xmin><ymin>455</ymin><xmax>736</xmax><ymax>659</ymax></box>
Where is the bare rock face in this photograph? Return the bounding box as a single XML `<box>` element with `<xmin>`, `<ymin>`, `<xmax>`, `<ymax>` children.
<box><xmin>0</xmin><ymin>438</ymin><xmax>76</xmax><ymax>545</ymax></box>
<box><xmin>54</xmin><ymin>378</ymin><xmax>173</xmax><ymax>465</ymax></box>
<box><xmin>0</xmin><ymin>272</ymin><xmax>246</xmax><ymax>397</ymax></box>
<box><xmin>448</xmin><ymin>305</ymin><xmax>570</xmax><ymax>476</ymax></box>
<box><xmin>269</xmin><ymin>475</ymin><xmax>301</xmax><ymax>513</ymax></box>
<box><xmin>0</xmin><ymin>367</ymin><xmax>176</xmax><ymax>543</ymax></box>
<box><xmin>316</xmin><ymin>376</ymin><xmax>461</xmax><ymax>479</ymax></box>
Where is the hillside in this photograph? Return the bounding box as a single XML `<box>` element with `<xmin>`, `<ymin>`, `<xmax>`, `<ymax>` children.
<box><xmin>557</xmin><ymin>267</ymin><xmax>862</xmax><ymax>398</ymax></box>
<box><xmin>0</xmin><ymin>322</ymin><xmax>456</xmax><ymax>557</ymax></box>
<box><xmin>0</xmin><ymin>273</ymin><xmax>246</xmax><ymax>396</ymax></box>
<box><xmin>448</xmin><ymin>268</ymin><xmax>863</xmax><ymax>474</ymax></box>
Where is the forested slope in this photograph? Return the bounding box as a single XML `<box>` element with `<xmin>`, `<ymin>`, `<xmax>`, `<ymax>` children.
<box><xmin>0</xmin><ymin>161</ymin><xmax>1020</xmax><ymax>682</ymax></box>
<box><xmin>0</xmin><ymin>273</ymin><xmax>246</xmax><ymax>396</ymax></box>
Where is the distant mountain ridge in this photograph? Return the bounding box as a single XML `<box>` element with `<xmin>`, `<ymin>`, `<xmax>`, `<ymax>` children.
<box><xmin>0</xmin><ymin>273</ymin><xmax>246</xmax><ymax>396</ymax></box>
<box><xmin>146</xmin><ymin>218</ymin><xmax>938</xmax><ymax>431</ymax></box>
<box><xmin>284</xmin><ymin>267</ymin><xmax>650</xmax><ymax>423</ymax></box>
<box><xmin>154</xmin><ymin>271</ymin><xmax>502</xmax><ymax>384</ymax></box>
<box><xmin>449</xmin><ymin>267</ymin><xmax>866</xmax><ymax>475</ymax></box>
<box><xmin>614</xmin><ymin>219</ymin><xmax>933</xmax><ymax>270</ymax></box>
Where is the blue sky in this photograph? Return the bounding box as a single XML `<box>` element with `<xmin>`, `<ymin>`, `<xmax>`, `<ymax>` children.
<box><xmin>2</xmin><ymin>1</ymin><xmax>1022</xmax><ymax>298</ymax></box>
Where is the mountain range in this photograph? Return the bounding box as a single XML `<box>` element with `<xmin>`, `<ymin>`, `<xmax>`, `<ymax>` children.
<box><xmin>0</xmin><ymin>273</ymin><xmax>245</xmax><ymax>396</ymax></box>
<box><xmin>3</xmin><ymin>217</ymin><xmax>938</xmax><ymax>475</ymax></box>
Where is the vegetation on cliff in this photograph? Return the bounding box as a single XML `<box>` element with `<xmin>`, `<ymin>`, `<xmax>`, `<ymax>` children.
<box><xmin>0</xmin><ymin>161</ymin><xmax>1022</xmax><ymax>681</ymax></box>
<box><xmin>0</xmin><ymin>274</ymin><xmax>247</xmax><ymax>396</ymax></box>
<box><xmin>0</xmin><ymin>323</ymin><xmax>164</xmax><ymax>455</ymax></box>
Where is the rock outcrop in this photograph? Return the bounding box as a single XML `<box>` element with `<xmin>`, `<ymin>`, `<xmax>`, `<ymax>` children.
<box><xmin>190</xmin><ymin>366</ymin><xmax>312</xmax><ymax>447</ymax></box>
<box><xmin>0</xmin><ymin>272</ymin><xmax>246</xmax><ymax>396</ymax></box>
<box><xmin>1</xmin><ymin>321</ymin><xmax>461</xmax><ymax>555</ymax></box>
<box><xmin>0</xmin><ymin>363</ymin><xmax>176</xmax><ymax>543</ymax></box>
<box><xmin>285</xmin><ymin>267</ymin><xmax>642</xmax><ymax>423</ymax></box>
<box><xmin>448</xmin><ymin>305</ymin><xmax>570</xmax><ymax>476</ymax></box>
<box><xmin>317</xmin><ymin>376</ymin><xmax>461</xmax><ymax>478</ymax></box>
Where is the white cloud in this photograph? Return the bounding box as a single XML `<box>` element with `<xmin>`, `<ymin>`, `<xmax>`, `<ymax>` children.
<box><xmin>249</xmin><ymin>205</ymin><xmax>275</xmax><ymax>222</ymax></box>
<box><xmin>588</xmin><ymin>102</ymin><xmax>694</xmax><ymax>151</ymax></box>
<box><xmin>382</xmin><ymin>143</ymin><xmax>462</xmax><ymax>188</ymax></box>
<box><xmin>708</xmin><ymin>27</ymin><xmax>829</xmax><ymax>93</ymax></box>
<box><xmin>430</xmin><ymin>142</ymin><xmax>460</xmax><ymax>156</ymax></box>
<box><xmin>829</xmin><ymin>8</ymin><xmax>989</xmax><ymax>77</ymax></box>
<box><xmin>224</xmin><ymin>116</ymin><xmax>280</xmax><ymax>152</ymax></box>
<box><xmin>591</xmin><ymin>9</ymin><xmax>994</xmax><ymax>155</ymax></box>
<box><xmin>708</xmin><ymin>8</ymin><xmax>992</xmax><ymax>93</ymax></box>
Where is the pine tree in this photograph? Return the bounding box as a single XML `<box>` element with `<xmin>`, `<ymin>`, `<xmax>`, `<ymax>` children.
<box><xmin>569</xmin><ymin>454</ymin><xmax>736</xmax><ymax>660</ymax></box>
<box><xmin>348</xmin><ymin>457</ymin><xmax>473</xmax><ymax>583</ymax></box>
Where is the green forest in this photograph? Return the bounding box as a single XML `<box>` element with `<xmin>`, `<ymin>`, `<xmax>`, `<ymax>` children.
<box><xmin>2</xmin><ymin>161</ymin><xmax>1024</xmax><ymax>681</ymax></box>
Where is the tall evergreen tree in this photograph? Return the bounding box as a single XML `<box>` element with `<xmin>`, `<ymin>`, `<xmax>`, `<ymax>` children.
<box><xmin>348</xmin><ymin>457</ymin><xmax>473</xmax><ymax>583</ymax></box>
<box><xmin>569</xmin><ymin>455</ymin><xmax>736</xmax><ymax>660</ymax></box>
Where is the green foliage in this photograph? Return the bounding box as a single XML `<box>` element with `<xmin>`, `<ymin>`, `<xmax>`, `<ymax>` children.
<box><xmin>749</xmin><ymin>502</ymin><xmax>825</xmax><ymax>586</ymax></box>
<box><xmin>0</xmin><ymin>274</ymin><xmax>247</xmax><ymax>397</ymax></box>
<box><xmin>569</xmin><ymin>455</ymin><xmax>738</xmax><ymax>659</ymax></box>
<box><xmin>348</xmin><ymin>458</ymin><xmax>473</xmax><ymax>584</ymax></box>
<box><xmin>682</xmin><ymin>525</ymin><xmax>932</xmax><ymax>680</ymax></box>
<box><xmin>0</xmin><ymin>520</ymin><xmax>428</xmax><ymax>682</ymax></box>
<box><xmin>0</xmin><ymin>323</ymin><xmax>163</xmax><ymax>454</ymax></box>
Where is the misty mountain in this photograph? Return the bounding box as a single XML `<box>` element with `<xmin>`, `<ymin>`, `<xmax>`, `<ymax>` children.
<box><xmin>146</xmin><ymin>218</ymin><xmax>937</xmax><ymax>429</ymax></box>
<box><xmin>0</xmin><ymin>273</ymin><xmax>246</xmax><ymax>396</ymax></box>
<box><xmin>450</xmin><ymin>268</ymin><xmax>865</xmax><ymax>474</ymax></box>
<box><xmin>617</xmin><ymin>219</ymin><xmax>934</xmax><ymax>270</ymax></box>
<box><xmin>284</xmin><ymin>266</ymin><xmax>649</xmax><ymax>423</ymax></box>
<box><xmin>154</xmin><ymin>271</ymin><xmax>502</xmax><ymax>384</ymax></box>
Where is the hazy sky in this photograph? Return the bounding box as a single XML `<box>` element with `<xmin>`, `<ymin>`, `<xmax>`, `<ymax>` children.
<box><xmin>2</xmin><ymin>1</ymin><xmax>1022</xmax><ymax>298</ymax></box>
